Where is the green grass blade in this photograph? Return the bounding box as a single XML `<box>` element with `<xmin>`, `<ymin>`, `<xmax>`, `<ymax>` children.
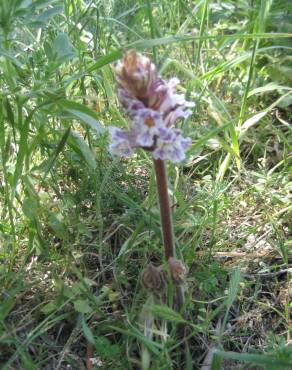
<box><xmin>213</xmin><ymin>350</ymin><xmax>292</xmax><ymax>368</ymax></box>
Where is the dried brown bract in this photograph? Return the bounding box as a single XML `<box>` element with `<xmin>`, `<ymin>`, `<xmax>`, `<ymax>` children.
<box><xmin>168</xmin><ymin>257</ymin><xmax>187</xmax><ymax>284</ymax></box>
<box><xmin>142</xmin><ymin>264</ymin><xmax>167</xmax><ymax>293</ymax></box>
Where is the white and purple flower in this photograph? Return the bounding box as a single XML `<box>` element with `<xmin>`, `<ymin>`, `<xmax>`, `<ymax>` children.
<box><xmin>133</xmin><ymin>109</ymin><xmax>164</xmax><ymax>147</ymax></box>
<box><xmin>108</xmin><ymin>127</ymin><xmax>134</xmax><ymax>157</ymax></box>
<box><xmin>109</xmin><ymin>50</ymin><xmax>194</xmax><ymax>163</ymax></box>
<box><xmin>153</xmin><ymin>129</ymin><xmax>192</xmax><ymax>163</ymax></box>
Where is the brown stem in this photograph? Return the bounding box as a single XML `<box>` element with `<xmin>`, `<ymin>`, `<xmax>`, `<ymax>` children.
<box><xmin>86</xmin><ymin>342</ymin><xmax>94</xmax><ymax>370</ymax></box>
<box><xmin>153</xmin><ymin>159</ymin><xmax>175</xmax><ymax>260</ymax></box>
<box><xmin>153</xmin><ymin>159</ymin><xmax>186</xmax><ymax>311</ymax></box>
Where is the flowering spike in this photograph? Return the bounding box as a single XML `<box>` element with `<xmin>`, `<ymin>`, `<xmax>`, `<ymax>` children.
<box><xmin>109</xmin><ymin>50</ymin><xmax>194</xmax><ymax>163</ymax></box>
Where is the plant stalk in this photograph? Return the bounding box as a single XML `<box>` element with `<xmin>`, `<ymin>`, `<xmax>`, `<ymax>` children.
<box><xmin>153</xmin><ymin>159</ymin><xmax>186</xmax><ymax>311</ymax></box>
<box><xmin>153</xmin><ymin>159</ymin><xmax>175</xmax><ymax>260</ymax></box>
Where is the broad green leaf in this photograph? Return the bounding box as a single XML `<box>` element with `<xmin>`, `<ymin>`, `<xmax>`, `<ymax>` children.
<box><xmin>22</xmin><ymin>197</ymin><xmax>38</xmax><ymax>220</ymax></box>
<box><xmin>48</xmin><ymin>214</ymin><xmax>67</xmax><ymax>239</ymax></box>
<box><xmin>0</xmin><ymin>49</ymin><xmax>23</xmax><ymax>68</ymax></box>
<box><xmin>36</xmin><ymin>5</ymin><xmax>63</xmax><ymax>22</ymax></box>
<box><xmin>53</xmin><ymin>32</ymin><xmax>75</xmax><ymax>60</ymax></box>
<box><xmin>41</xmin><ymin>301</ymin><xmax>58</xmax><ymax>314</ymax></box>
<box><xmin>60</xmin><ymin>100</ymin><xmax>104</xmax><ymax>134</ymax></box>
<box><xmin>74</xmin><ymin>300</ymin><xmax>92</xmax><ymax>314</ymax></box>
<box><xmin>69</xmin><ymin>131</ymin><xmax>97</xmax><ymax>170</ymax></box>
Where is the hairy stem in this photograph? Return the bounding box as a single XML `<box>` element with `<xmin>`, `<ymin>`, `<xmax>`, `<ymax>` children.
<box><xmin>153</xmin><ymin>159</ymin><xmax>175</xmax><ymax>260</ymax></box>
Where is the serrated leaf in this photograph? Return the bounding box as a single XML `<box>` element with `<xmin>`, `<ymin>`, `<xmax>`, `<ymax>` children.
<box><xmin>95</xmin><ymin>336</ymin><xmax>121</xmax><ymax>359</ymax></box>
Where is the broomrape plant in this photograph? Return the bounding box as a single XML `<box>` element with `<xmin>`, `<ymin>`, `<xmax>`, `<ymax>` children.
<box><xmin>109</xmin><ymin>50</ymin><xmax>194</xmax><ymax>307</ymax></box>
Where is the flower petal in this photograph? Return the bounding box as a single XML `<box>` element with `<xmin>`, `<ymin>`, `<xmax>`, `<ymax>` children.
<box><xmin>108</xmin><ymin>127</ymin><xmax>135</xmax><ymax>157</ymax></box>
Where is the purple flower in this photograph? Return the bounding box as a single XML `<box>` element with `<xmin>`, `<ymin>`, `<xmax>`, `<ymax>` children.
<box><xmin>109</xmin><ymin>50</ymin><xmax>194</xmax><ymax>163</ymax></box>
<box><xmin>164</xmin><ymin>107</ymin><xmax>193</xmax><ymax>127</ymax></box>
<box><xmin>118</xmin><ymin>88</ymin><xmax>145</xmax><ymax>115</ymax></box>
<box><xmin>149</xmin><ymin>78</ymin><xmax>195</xmax><ymax>124</ymax></box>
<box><xmin>108</xmin><ymin>127</ymin><xmax>135</xmax><ymax>157</ymax></box>
<box><xmin>153</xmin><ymin>129</ymin><xmax>192</xmax><ymax>163</ymax></box>
<box><xmin>133</xmin><ymin>109</ymin><xmax>165</xmax><ymax>147</ymax></box>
